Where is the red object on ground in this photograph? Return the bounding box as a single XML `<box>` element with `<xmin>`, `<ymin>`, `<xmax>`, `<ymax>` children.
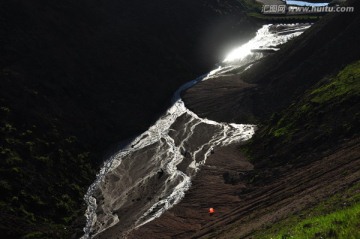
<box><xmin>209</xmin><ymin>208</ymin><xmax>215</xmax><ymax>214</ymax></box>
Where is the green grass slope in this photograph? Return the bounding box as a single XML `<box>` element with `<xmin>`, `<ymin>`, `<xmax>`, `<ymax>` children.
<box><xmin>207</xmin><ymin>58</ymin><xmax>360</xmax><ymax>239</ymax></box>
<box><xmin>247</xmin><ymin>60</ymin><xmax>360</xmax><ymax>168</ymax></box>
<box><xmin>233</xmin><ymin>1</ymin><xmax>360</xmax><ymax>237</ymax></box>
<box><xmin>253</xmin><ymin>182</ymin><xmax>360</xmax><ymax>239</ymax></box>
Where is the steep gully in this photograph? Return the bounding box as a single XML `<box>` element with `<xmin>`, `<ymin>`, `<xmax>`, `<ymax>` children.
<box><xmin>81</xmin><ymin>24</ymin><xmax>311</xmax><ymax>238</ymax></box>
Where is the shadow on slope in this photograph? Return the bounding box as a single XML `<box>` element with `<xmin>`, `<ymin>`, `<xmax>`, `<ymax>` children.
<box><xmin>0</xmin><ymin>0</ymin><xmax>258</xmax><ymax>238</ymax></box>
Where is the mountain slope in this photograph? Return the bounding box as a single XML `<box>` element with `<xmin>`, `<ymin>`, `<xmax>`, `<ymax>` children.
<box><xmin>171</xmin><ymin>0</ymin><xmax>360</xmax><ymax>238</ymax></box>
<box><xmin>0</xmin><ymin>0</ymin><xmax>258</xmax><ymax>238</ymax></box>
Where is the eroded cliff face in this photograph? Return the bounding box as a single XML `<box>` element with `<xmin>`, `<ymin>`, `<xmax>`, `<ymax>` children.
<box><xmin>0</xmin><ymin>0</ymin><xmax>258</xmax><ymax>237</ymax></box>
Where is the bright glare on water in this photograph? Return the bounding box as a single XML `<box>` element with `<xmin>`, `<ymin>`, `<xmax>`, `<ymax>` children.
<box><xmin>223</xmin><ymin>24</ymin><xmax>311</xmax><ymax>63</ymax></box>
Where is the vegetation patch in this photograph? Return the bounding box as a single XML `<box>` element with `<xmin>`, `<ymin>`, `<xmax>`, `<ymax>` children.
<box><xmin>0</xmin><ymin>93</ymin><xmax>95</xmax><ymax>237</ymax></box>
<box><xmin>252</xmin><ymin>182</ymin><xmax>360</xmax><ymax>239</ymax></box>
<box><xmin>245</xmin><ymin>60</ymin><xmax>360</xmax><ymax>167</ymax></box>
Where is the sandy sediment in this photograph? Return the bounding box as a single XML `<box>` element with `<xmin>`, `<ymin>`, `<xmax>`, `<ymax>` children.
<box><xmin>125</xmin><ymin>137</ymin><xmax>360</xmax><ymax>239</ymax></box>
<box><xmin>97</xmin><ymin>73</ymin><xmax>360</xmax><ymax>239</ymax></box>
<box><xmin>181</xmin><ymin>74</ymin><xmax>257</xmax><ymax>124</ymax></box>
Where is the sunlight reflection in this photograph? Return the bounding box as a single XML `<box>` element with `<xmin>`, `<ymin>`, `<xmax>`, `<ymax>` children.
<box><xmin>223</xmin><ymin>24</ymin><xmax>311</xmax><ymax>63</ymax></box>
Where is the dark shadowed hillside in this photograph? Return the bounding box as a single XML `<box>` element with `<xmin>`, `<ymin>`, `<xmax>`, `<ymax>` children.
<box><xmin>0</xmin><ymin>0</ymin><xmax>258</xmax><ymax>238</ymax></box>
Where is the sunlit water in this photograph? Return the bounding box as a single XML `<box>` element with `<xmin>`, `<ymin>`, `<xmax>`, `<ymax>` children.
<box><xmin>82</xmin><ymin>23</ymin><xmax>311</xmax><ymax>239</ymax></box>
<box><xmin>224</xmin><ymin>24</ymin><xmax>311</xmax><ymax>63</ymax></box>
